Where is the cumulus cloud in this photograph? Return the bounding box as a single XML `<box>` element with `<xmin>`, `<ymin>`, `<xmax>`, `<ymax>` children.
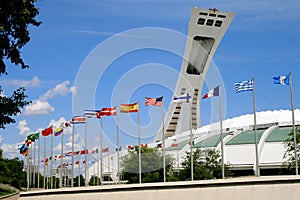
<box><xmin>17</xmin><ymin>120</ymin><xmax>32</xmax><ymax>135</ymax></box>
<box><xmin>0</xmin><ymin>142</ymin><xmax>23</xmax><ymax>159</ymax></box>
<box><xmin>24</xmin><ymin>100</ymin><xmax>55</xmax><ymax>116</ymax></box>
<box><xmin>40</xmin><ymin>80</ymin><xmax>76</xmax><ymax>101</ymax></box>
<box><xmin>23</xmin><ymin>80</ymin><xmax>76</xmax><ymax>116</ymax></box>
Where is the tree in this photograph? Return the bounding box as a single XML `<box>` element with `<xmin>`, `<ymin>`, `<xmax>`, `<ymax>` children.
<box><xmin>121</xmin><ymin>147</ymin><xmax>173</xmax><ymax>184</ymax></box>
<box><xmin>177</xmin><ymin>149</ymin><xmax>232</xmax><ymax>181</ymax></box>
<box><xmin>0</xmin><ymin>0</ymin><xmax>41</xmax><ymax>129</ymax></box>
<box><xmin>73</xmin><ymin>175</ymin><xmax>85</xmax><ymax>187</ymax></box>
<box><xmin>282</xmin><ymin>127</ymin><xmax>300</xmax><ymax>174</ymax></box>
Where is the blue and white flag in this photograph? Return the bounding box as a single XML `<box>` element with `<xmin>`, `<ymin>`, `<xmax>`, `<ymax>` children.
<box><xmin>273</xmin><ymin>74</ymin><xmax>290</xmax><ymax>85</ymax></box>
<box><xmin>234</xmin><ymin>80</ymin><xmax>253</xmax><ymax>93</ymax></box>
<box><xmin>173</xmin><ymin>93</ymin><xmax>191</xmax><ymax>103</ymax></box>
<box><xmin>84</xmin><ymin>110</ymin><xmax>100</xmax><ymax>118</ymax></box>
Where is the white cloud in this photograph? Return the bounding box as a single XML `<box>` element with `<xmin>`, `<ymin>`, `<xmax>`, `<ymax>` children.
<box><xmin>24</xmin><ymin>100</ymin><xmax>55</xmax><ymax>116</ymax></box>
<box><xmin>40</xmin><ymin>80</ymin><xmax>76</xmax><ymax>101</ymax></box>
<box><xmin>0</xmin><ymin>142</ymin><xmax>24</xmax><ymax>159</ymax></box>
<box><xmin>17</xmin><ymin>120</ymin><xmax>32</xmax><ymax>135</ymax></box>
<box><xmin>3</xmin><ymin>76</ymin><xmax>41</xmax><ymax>87</ymax></box>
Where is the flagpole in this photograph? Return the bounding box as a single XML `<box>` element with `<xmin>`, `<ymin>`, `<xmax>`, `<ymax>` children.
<box><xmin>38</xmin><ymin>135</ymin><xmax>40</xmax><ymax>189</ymax></box>
<box><xmin>79</xmin><ymin>155</ymin><xmax>81</xmax><ymax>187</ymax></box>
<box><xmin>116</xmin><ymin>110</ymin><xmax>120</xmax><ymax>184</ymax></box>
<box><xmin>43</xmin><ymin>136</ymin><xmax>46</xmax><ymax>189</ymax></box>
<box><xmin>71</xmin><ymin>124</ymin><xmax>74</xmax><ymax>187</ymax></box>
<box><xmin>59</xmin><ymin>129</ymin><xmax>64</xmax><ymax>188</ymax></box>
<box><xmin>252</xmin><ymin>78</ymin><xmax>260</xmax><ymax>176</ymax></box>
<box><xmin>190</xmin><ymin>99</ymin><xmax>194</xmax><ymax>181</ymax></box>
<box><xmin>289</xmin><ymin>73</ymin><xmax>298</xmax><ymax>175</ymax></box>
<box><xmin>33</xmin><ymin>142</ymin><xmax>36</xmax><ymax>188</ymax></box>
<box><xmin>27</xmin><ymin>146</ymin><xmax>30</xmax><ymax>191</ymax></box>
<box><xmin>100</xmin><ymin>118</ymin><xmax>103</xmax><ymax>185</ymax></box>
<box><xmin>219</xmin><ymin>87</ymin><xmax>225</xmax><ymax>179</ymax></box>
<box><xmin>162</xmin><ymin>106</ymin><xmax>166</xmax><ymax>182</ymax></box>
<box><xmin>50</xmin><ymin>130</ymin><xmax>53</xmax><ymax>189</ymax></box>
<box><xmin>138</xmin><ymin>103</ymin><xmax>142</xmax><ymax>184</ymax></box>
<box><xmin>84</xmin><ymin>121</ymin><xmax>88</xmax><ymax>186</ymax></box>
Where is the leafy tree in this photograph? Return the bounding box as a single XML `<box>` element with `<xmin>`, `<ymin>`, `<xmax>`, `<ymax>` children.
<box><xmin>88</xmin><ymin>175</ymin><xmax>100</xmax><ymax>186</ymax></box>
<box><xmin>121</xmin><ymin>147</ymin><xmax>173</xmax><ymax>184</ymax></box>
<box><xmin>0</xmin><ymin>0</ymin><xmax>41</xmax><ymax>129</ymax></box>
<box><xmin>177</xmin><ymin>149</ymin><xmax>232</xmax><ymax>181</ymax></box>
<box><xmin>73</xmin><ymin>175</ymin><xmax>85</xmax><ymax>187</ymax></box>
<box><xmin>282</xmin><ymin>127</ymin><xmax>300</xmax><ymax>174</ymax></box>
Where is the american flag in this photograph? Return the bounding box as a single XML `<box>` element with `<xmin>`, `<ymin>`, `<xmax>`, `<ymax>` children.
<box><xmin>145</xmin><ymin>96</ymin><xmax>163</xmax><ymax>106</ymax></box>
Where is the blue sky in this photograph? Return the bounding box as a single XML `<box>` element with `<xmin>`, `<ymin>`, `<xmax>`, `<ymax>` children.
<box><xmin>0</xmin><ymin>0</ymin><xmax>299</xmax><ymax>159</ymax></box>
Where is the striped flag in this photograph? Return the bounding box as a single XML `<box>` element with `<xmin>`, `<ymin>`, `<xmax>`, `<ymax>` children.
<box><xmin>71</xmin><ymin>116</ymin><xmax>86</xmax><ymax>124</ymax></box>
<box><xmin>54</xmin><ymin>127</ymin><xmax>63</xmax><ymax>136</ymax></box>
<box><xmin>145</xmin><ymin>96</ymin><xmax>163</xmax><ymax>106</ymax></box>
<box><xmin>173</xmin><ymin>93</ymin><xmax>191</xmax><ymax>103</ymax></box>
<box><xmin>202</xmin><ymin>86</ymin><xmax>219</xmax><ymax>99</ymax></box>
<box><xmin>120</xmin><ymin>102</ymin><xmax>139</xmax><ymax>113</ymax></box>
<box><xmin>102</xmin><ymin>147</ymin><xmax>109</xmax><ymax>153</ymax></box>
<box><xmin>234</xmin><ymin>80</ymin><xmax>253</xmax><ymax>93</ymax></box>
<box><xmin>84</xmin><ymin>110</ymin><xmax>100</xmax><ymax>118</ymax></box>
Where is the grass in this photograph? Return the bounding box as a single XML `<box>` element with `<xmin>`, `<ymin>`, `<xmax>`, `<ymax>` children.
<box><xmin>0</xmin><ymin>187</ymin><xmax>15</xmax><ymax>197</ymax></box>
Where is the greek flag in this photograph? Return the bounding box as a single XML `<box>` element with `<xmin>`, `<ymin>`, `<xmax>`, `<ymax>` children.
<box><xmin>234</xmin><ymin>80</ymin><xmax>253</xmax><ymax>93</ymax></box>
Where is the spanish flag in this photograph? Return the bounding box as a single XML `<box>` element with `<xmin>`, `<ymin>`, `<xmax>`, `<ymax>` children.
<box><xmin>120</xmin><ymin>102</ymin><xmax>139</xmax><ymax>113</ymax></box>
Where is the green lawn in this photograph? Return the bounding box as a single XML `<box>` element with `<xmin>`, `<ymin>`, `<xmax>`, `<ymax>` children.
<box><xmin>0</xmin><ymin>187</ymin><xmax>15</xmax><ymax>197</ymax></box>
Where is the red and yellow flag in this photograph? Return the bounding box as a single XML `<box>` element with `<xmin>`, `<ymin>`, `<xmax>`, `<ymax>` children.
<box><xmin>120</xmin><ymin>102</ymin><xmax>139</xmax><ymax>113</ymax></box>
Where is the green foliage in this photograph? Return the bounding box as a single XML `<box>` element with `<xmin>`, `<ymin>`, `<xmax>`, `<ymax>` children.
<box><xmin>121</xmin><ymin>147</ymin><xmax>173</xmax><ymax>184</ymax></box>
<box><xmin>176</xmin><ymin>149</ymin><xmax>232</xmax><ymax>181</ymax></box>
<box><xmin>0</xmin><ymin>87</ymin><xmax>31</xmax><ymax>129</ymax></box>
<box><xmin>282</xmin><ymin>127</ymin><xmax>300</xmax><ymax>174</ymax></box>
<box><xmin>88</xmin><ymin>176</ymin><xmax>100</xmax><ymax>186</ymax></box>
<box><xmin>0</xmin><ymin>149</ymin><xmax>27</xmax><ymax>189</ymax></box>
<box><xmin>0</xmin><ymin>0</ymin><xmax>41</xmax><ymax>129</ymax></box>
<box><xmin>0</xmin><ymin>187</ymin><xmax>15</xmax><ymax>197</ymax></box>
<box><xmin>73</xmin><ymin>175</ymin><xmax>85</xmax><ymax>187</ymax></box>
<box><xmin>0</xmin><ymin>0</ymin><xmax>41</xmax><ymax>73</ymax></box>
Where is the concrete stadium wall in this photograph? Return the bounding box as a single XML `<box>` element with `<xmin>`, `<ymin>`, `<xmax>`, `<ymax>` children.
<box><xmin>19</xmin><ymin>176</ymin><xmax>300</xmax><ymax>200</ymax></box>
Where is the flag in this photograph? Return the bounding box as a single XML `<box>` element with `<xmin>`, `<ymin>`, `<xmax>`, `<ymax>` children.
<box><xmin>84</xmin><ymin>110</ymin><xmax>100</xmax><ymax>118</ymax></box>
<box><xmin>145</xmin><ymin>96</ymin><xmax>163</xmax><ymax>106</ymax></box>
<box><xmin>97</xmin><ymin>107</ymin><xmax>117</xmax><ymax>117</ymax></box>
<box><xmin>273</xmin><ymin>74</ymin><xmax>290</xmax><ymax>85</ymax></box>
<box><xmin>74</xmin><ymin>151</ymin><xmax>80</xmax><ymax>155</ymax></box>
<box><xmin>18</xmin><ymin>144</ymin><xmax>25</xmax><ymax>151</ymax></box>
<box><xmin>102</xmin><ymin>147</ymin><xmax>109</xmax><ymax>153</ymax></box>
<box><xmin>127</xmin><ymin>145</ymin><xmax>135</xmax><ymax>152</ymax></box>
<box><xmin>42</xmin><ymin>126</ymin><xmax>53</xmax><ymax>137</ymax></box>
<box><xmin>75</xmin><ymin>160</ymin><xmax>80</xmax><ymax>165</ymax></box>
<box><xmin>202</xmin><ymin>86</ymin><xmax>220</xmax><ymax>99</ymax></box>
<box><xmin>234</xmin><ymin>80</ymin><xmax>253</xmax><ymax>93</ymax></box>
<box><xmin>171</xmin><ymin>143</ymin><xmax>178</xmax><ymax>147</ymax></box>
<box><xmin>173</xmin><ymin>93</ymin><xmax>191</xmax><ymax>103</ymax></box>
<box><xmin>140</xmin><ymin>143</ymin><xmax>148</xmax><ymax>148</ymax></box>
<box><xmin>80</xmin><ymin>149</ymin><xmax>88</xmax><ymax>154</ymax></box>
<box><xmin>115</xmin><ymin>146</ymin><xmax>121</xmax><ymax>152</ymax></box>
<box><xmin>65</xmin><ymin>152</ymin><xmax>73</xmax><ymax>157</ymax></box>
<box><xmin>54</xmin><ymin>127</ymin><xmax>63</xmax><ymax>136</ymax></box>
<box><xmin>19</xmin><ymin>145</ymin><xmax>28</xmax><ymax>154</ymax></box>
<box><xmin>71</xmin><ymin>116</ymin><xmax>86</xmax><ymax>124</ymax></box>
<box><xmin>57</xmin><ymin>154</ymin><xmax>66</xmax><ymax>159</ymax></box>
<box><xmin>156</xmin><ymin>143</ymin><xmax>162</xmax><ymax>148</ymax></box>
<box><xmin>64</xmin><ymin>121</ymin><xmax>72</xmax><ymax>127</ymax></box>
<box><xmin>25</xmin><ymin>139</ymin><xmax>32</xmax><ymax>146</ymax></box>
<box><xmin>120</xmin><ymin>102</ymin><xmax>139</xmax><ymax>113</ymax></box>
<box><xmin>27</xmin><ymin>132</ymin><xmax>39</xmax><ymax>142</ymax></box>
<box><xmin>83</xmin><ymin>160</ymin><xmax>86</xmax><ymax>164</ymax></box>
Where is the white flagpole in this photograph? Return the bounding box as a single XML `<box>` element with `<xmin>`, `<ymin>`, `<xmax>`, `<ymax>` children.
<box><xmin>79</xmin><ymin>155</ymin><xmax>81</xmax><ymax>187</ymax></box>
<box><xmin>162</xmin><ymin>106</ymin><xmax>166</xmax><ymax>182</ymax></box>
<box><xmin>100</xmin><ymin>118</ymin><xmax>103</xmax><ymax>185</ymax></box>
<box><xmin>43</xmin><ymin>136</ymin><xmax>46</xmax><ymax>189</ymax></box>
<box><xmin>71</xmin><ymin>124</ymin><xmax>74</xmax><ymax>187</ymax></box>
<box><xmin>116</xmin><ymin>111</ymin><xmax>120</xmax><ymax>184</ymax></box>
<box><xmin>219</xmin><ymin>87</ymin><xmax>225</xmax><ymax>179</ymax></box>
<box><xmin>138</xmin><ymin>103</ymin><xmax>142</xmax><ymax>184</ymax></box>
<box><xmin>50</xmin><ymin>131</ymin><xmax>53</xmax><ymax>189</ymax></box>
<box><xmin>189</xmin><ymin>96</ymin><xmax>194</xmax><ymax>181</ymax></box>
<box><xmin>84</xmin><ymin>121</ymin><xmax>88</xmax><ymax>186</ymax></box>
<box><xmin>27</xmin><ymin>146</ymin><xmax>30</xmax><ymax>191</ymax></box>
<box><xmin>289</xmin><ymin>73</ymin><xmax>298</xmax><ymax>175</ymax></box>
<box><xmin>38</xmin><ymin>135</ymin><xmax>40</xmax><ymax>189</ymax></box>
<box><xmin>33</xmin><ymin>142</ymin><xmax>36</xmax><ymax>188</ymax></box>
<box><xmin>59</xmin><ymin>130</ymin><xmax>64</xmax><ymax>188</ymax></box>
<box><xmin>252</xmin><ymin>79</ymin><xmax>260</xmax><ymax>176</ymax></box>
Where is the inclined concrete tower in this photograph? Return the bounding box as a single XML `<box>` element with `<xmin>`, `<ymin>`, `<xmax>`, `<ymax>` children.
<box><xmin>156</xmin><ymin>7</ymin><xmax>235</xmax><ymax>140</ymax></box>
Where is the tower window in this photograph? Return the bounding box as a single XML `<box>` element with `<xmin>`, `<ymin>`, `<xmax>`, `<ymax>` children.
<box><xmin>209</xmin><ymin>13</ymin><xmax>217</xmax><ymax>17</ymax></box>
<box><xmin>206</xmin><ymin>19</ymin><xmax>214</xmax><ymax>26</ymax></box>
<box><xmin>218</xmin><ymin>14</ymin><xmax>226</xmax><ymax>18</ymax></box>
<box><xmin>197</xmin><ymin>18</ymin><xmax>205</xmax><ymax>25</ymax></box>
<box><xmin>199</xmin><ymin>12</ymin><xmax>208</xmax><ymax>16</ymax></box>
<box><xmin>215</xmin><ymin>20</ymin><xmax>223</xmax><ymax>27</ymax></box>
